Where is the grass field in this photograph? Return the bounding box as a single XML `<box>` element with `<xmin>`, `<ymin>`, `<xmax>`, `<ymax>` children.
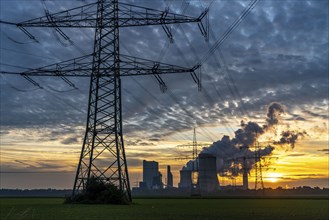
<box><xmin>0</xmin><ymin>197</ymin><xmax>328</xmax><ymax>220</ymax></box>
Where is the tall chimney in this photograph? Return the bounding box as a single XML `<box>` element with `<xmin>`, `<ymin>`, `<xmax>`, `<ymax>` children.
<box><xmin>242</xmin><ymin>156</ymin><xmax>248</xmax><ymax>190</ymax></box>
<box><xmin>167</xmin><ymin>165</ymin><xmax>173</xmax><ymax>188</ymax></box>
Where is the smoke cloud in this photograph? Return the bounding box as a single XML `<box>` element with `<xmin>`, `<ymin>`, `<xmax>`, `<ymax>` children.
<box><xmin>274</xmin><ymin>130</ymin><xmax>307</xmax><ymax>149</ymax></box>
<box><xmin>264</xmin><ymin>102</ymin><xmax>285</xmax><ymax>129</ymax></box>
<box><xmin>181</xmin><ymin>102</ymin><xmax>304</xmax><ymax>176</ymax></box>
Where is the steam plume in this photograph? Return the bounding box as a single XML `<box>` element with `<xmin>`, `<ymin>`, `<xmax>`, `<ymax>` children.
<box><xmin>181</xmin><ymin>102</ymin><xmax>304</xmax><ymax>176</ymax></box>
<box><xmin>274</xmin><ymin>130</ymin><xmax>307</xmax><ymax>149</ymax></box>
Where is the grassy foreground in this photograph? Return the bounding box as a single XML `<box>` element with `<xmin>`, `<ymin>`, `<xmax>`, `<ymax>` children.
<box><xmin>0</xmin><ymin>197</ymin><xmax>328</xmax><ymax>220</ymax></box>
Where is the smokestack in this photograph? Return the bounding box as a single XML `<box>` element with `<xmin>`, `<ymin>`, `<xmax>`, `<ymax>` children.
<box><xmin>198</xmin><ymin>153</ymin><xmax>219</xmax><ymax>193</ymax></box>
<box><xmin>242</xmin><ymin>156</ymin><xmax>248</xmax><ymax>190</ymax></box>
<box><xmin>240</xmin><ymin>146</ymin><xmax>249</xmax><ymax>190</ymax></box>
<box><xmin>167</xmin><ymin>165</ymin><xmax>173</xmax><ymax>188</ymax></box>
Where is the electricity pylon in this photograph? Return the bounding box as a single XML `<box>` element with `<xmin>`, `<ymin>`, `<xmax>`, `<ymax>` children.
<box><xmin>226</xmin><ymin>144</ymin><xmax>275</xmax><ymax>190</ymax></box>
<box><xmin>0</xmin><ymin>0</ymin><xmax>208</xmax><ymax>201</ymax></box>
<box><xmin>175</xmin><ymin>128</ymin><xmax>208</xmax><ymax>195</ymax></box>
<box><xmin>254</xmin><ymin>142</ymin><xmax>264</xmax><ymax>190</ymax></box>
<box><xmin>191</xmin><ymin>127</ymin><xmax>200</xmax><ymax>195</ymax></box>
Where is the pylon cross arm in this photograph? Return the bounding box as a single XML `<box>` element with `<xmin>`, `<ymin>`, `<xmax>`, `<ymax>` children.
<box><xmin>15</xmin><ymin>2</ymin><xmax>99</xmax><ymax>28</ymax></box>
<box><xmin>5</xmin><ymin>2</ymin><xmax>208</xmax><ymax>42</ymax></box>
<box><xmin>0</xmin><ymin>54</ymin><xmax>93</xmax><ymax>77</ymax></box>
<box><xmin>117</xmin><ymin>2</ymin><xmax>203</xmax><ymax>27</ymax></box>
<box><xmin>13</xmin><ymin>2</ymin><xmax>203</xmax><ymax>29</ymax></box>
<box><xmin>0</xmin><ymin>53</ymin><xmax>201</xmax><ymax>88</ymax></box>
<box><xmin>119</xmin><ymin>54</ymin><xmax>198</xmax><ymax>76</ymax></box>
<box><xmin>1</xmin><ymin>53</ymin><xmax>198</xmax><ymax>76</ymax></box>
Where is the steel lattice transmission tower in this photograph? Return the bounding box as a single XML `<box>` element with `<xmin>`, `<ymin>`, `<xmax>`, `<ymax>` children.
<box><xmin>191</xmin><ymin>127</ymin><xmax>200</xmax><ymax>195</ymax></box>
<box><xmin>175</xmin><ymin>128</ymin><xmax>206</xmax><ymax>195</ymax></box>
<box><xmin>0</xmin><ymin>0</ymin><xmax>209</xmax><ymax>201</ymax></box>
<box><xmin>254</xmin><ymin>143</ymin><xmax>264</xmax><ymax>190</ymax></box>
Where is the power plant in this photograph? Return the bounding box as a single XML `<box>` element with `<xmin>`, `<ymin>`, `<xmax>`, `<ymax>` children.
<box><xmin>141</xmin><ymin>160</ymin><xmax>163</xmax><ymax>190</ymax></box>
<box><xmin>198</xmin><ymin>153</ymin><xmax>219</xmax><ymax>193</ymax></box>
<box><xmin>134</xmin><ymin>141</ymin><xmax>274</xmax><ymax>195</ymax></box>
<box><xmin>133</xmin><ymin>103</ymin><xmax>292</xmax><ymax>195</ymax></box>
<box><xmin>177</xmin><ymin>153</ymin><xmax>219</xmax><ymax>194</ymax></box>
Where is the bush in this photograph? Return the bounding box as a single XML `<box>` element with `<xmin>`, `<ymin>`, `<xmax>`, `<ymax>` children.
<box><xmin>65</xmin><ymin>177</ymin><xmax>129</xmax><ymax>205</ymax></box>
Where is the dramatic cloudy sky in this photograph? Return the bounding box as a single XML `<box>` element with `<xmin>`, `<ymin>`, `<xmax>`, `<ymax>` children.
<box><xmin>0</xmin><ymin>0</ymin><xmax>328</xmax><ymax>189</ymax></box>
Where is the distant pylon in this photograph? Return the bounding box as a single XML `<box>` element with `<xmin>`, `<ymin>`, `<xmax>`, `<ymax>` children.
<box><xmin>254</xmin><ymin>142</ymin><xmax>264</xmax><ymax>190</ymax></box>
<box><xmin>191</xmin><ymin>127</ymin><xmax>200</xmax><ymax>195</ymax></box>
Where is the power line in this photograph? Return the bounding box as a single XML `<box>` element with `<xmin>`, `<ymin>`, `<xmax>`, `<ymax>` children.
<box><xmin>150</xmin><ymin>1</ymin><xmax>219</xmax><ymax>142</ymax></box>
<box><xmin>197</xmin><ymin>0</ymin><xmax>259</xmax><ymax>119</ymax></box>
<box><xmin>199</xmin><ymin>0</ymin><xmax>259</xmax><ymax>65</ymax></box>
<box><xmin>169</xmin><ymin>15</ymin><xmax>237</xmax><ymax>138</ymax></box>
<box><xmin>1</xmin><ymin>171</ymin><xmax>74</xmax><ymax>173</ymax></box>
<box><xmin>0</xmin><ymin>75</ymin><xmax>40</xmax><ymax>92</ymax></box>
<box><xmin>177</xmin><ymin>24</ymin><xmax>237</xmax><ymax>136</ymax></box>
<box><xmin>1</xmin><ymin>47</ymin><xmax>57</xmax><ymax>61</ymax></box>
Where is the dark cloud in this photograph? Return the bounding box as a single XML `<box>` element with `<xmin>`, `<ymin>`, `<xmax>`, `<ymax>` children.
<box><xmin>60</xmin><ymin>136</ymin><xmax>80</xmax><ymax>145</ymax></box>
<box><xmin>303</xmin><ymin>110</ymin><xmax>329</xmax><ymax>120</ymax></box>
<box><xmin>274</xmin><ymin>130</ymin><xmax>308</xmax><ymax>149</ymax></box>
<box><xmin>318</xmin><ymin>149</ymin><xmax>329</xmax><ymax>155</ymax></box>
<box><xmin>127</xmin><ymin>158</ymin><xmax>142</xmax><ymax>167</ymax></box>
<box><xmin>125</xmin><ymin>139</ymin><xmax>156</xmax><ymax>146</ymax></box>
<box><xmin>287</xmin><ymin>153</ymin><xmax>306</xmax><ymax>157</ymax></box>
<box><xmin>286</xmin><ymin>116</ymin><xmax>307</xmax><ymax>121</ymax></box>
<box><xmin>15</xmin><ymin>160</ymin><xmax>38</xmax><ymax>169</ymax></box>
<box><xmin>13</xmin><ymin>160</ymin><xmax>70</xmax><ymax>171</ymax></box>
<box><xmin>287</xmin><ymin>174</ymin><xmax>326</xmax><ymax>178</ymax></box>
<box><xmin>148</xmin><ymin>138</ymin><xmax>161</xmax><ymax>142</ymax></box>
<box><xmin>0</xmin><ymin>130</ymin><xmax>10</xmax><ymax>135</ymax></box>
<box><xmin>0</xmin><ymin>0</ymin><xmax>328</xmax><ymax>142</ymax></box>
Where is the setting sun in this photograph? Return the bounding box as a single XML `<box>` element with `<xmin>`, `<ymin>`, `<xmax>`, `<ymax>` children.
<box><xmin>266</xmin><ymin>173</ymin><xmax>282</xmax><ymax>183</ymax></box>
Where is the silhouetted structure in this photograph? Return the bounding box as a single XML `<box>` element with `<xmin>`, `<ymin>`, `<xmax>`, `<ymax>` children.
<box><xmin>152</xmin><ymin>172</ymin><xmax>164</xmax><ymax>189</ymax></box>
<box><xmin>198</xmin><ymin>153</ymin><xmax>219</xmax><ymax>193</ymax></box>
<box><xmin>143</xmin><ymin>160</ymin><xmax>163</xmax><ymax>189</ymax></box>
<box><xmin>240</xmin><ymin>146</ymin><xmax>249</xmax><ymax>190</ymax></box>
<box><xmin>167</xmin><ymin>165</ymin><xmax>173</xmax><ymax>188</ymax></box>
<box><xmin>179</xmin><ymin>170</ymin><xmax>192</xmax><ymax>189</ymax></box>
<box><xmin>242</xmin><ymin>156</ymin><xmax>249</xmax><ymax>190</ymax></box>
<box><xmin>254</xmin><ymin>143</ymin><xmax>264</xmax><ymax>190</ymax></box>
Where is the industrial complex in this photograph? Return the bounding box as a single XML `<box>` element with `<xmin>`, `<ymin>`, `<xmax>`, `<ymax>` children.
<box><xmin>133</xmin><ymin>144</ymin><xmax>265</xmax><ymax>195</ymax></box>
<box><xmin>133</xmin><ymin>153</ymin><xmax>228</xmax><ymax>195</ymax></box>
<box><xmin>133</xmin><ymin>128</ymin><xmax>263</xmax><ymax>195</ymax></box>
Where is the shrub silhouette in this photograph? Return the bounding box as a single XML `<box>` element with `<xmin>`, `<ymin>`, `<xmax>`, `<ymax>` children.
<box><xmin>65</xmin><ymin>177</ymin><xmax>129</xmax><ymax>204</ymax></box>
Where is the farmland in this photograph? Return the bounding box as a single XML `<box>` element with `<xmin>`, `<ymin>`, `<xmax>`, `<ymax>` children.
<box><xmin>0</xmin><ymin>197</ymin><xmax>328</xmax><ymax>220</ymax></box>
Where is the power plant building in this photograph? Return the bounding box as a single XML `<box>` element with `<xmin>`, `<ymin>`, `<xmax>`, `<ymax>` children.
<box><xmin>198</xmin><ymin>153</ymin><xmax>219</xmax><ymax>193</ymax></box>
<box><xmin>142</xmin><ymin>160</ymin><xmax>163</xmax><ymax>189</ymax></box>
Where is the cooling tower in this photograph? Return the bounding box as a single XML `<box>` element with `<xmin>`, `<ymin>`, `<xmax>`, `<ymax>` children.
<box><xmin>178</xmin><ymin>170</ymin><xmax>192</xmax><ymax>189</ymax></box>
<box><xmin>198</xmin><ymin>153</ymin><xmax>219</xmax><ymax>193</ymax></box>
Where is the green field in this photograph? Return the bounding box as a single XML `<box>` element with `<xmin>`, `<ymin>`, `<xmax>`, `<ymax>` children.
<box><xmin>0</xmin><ymin>197</ymin><xmax>328</xmax><ymax>220</ymax></box>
